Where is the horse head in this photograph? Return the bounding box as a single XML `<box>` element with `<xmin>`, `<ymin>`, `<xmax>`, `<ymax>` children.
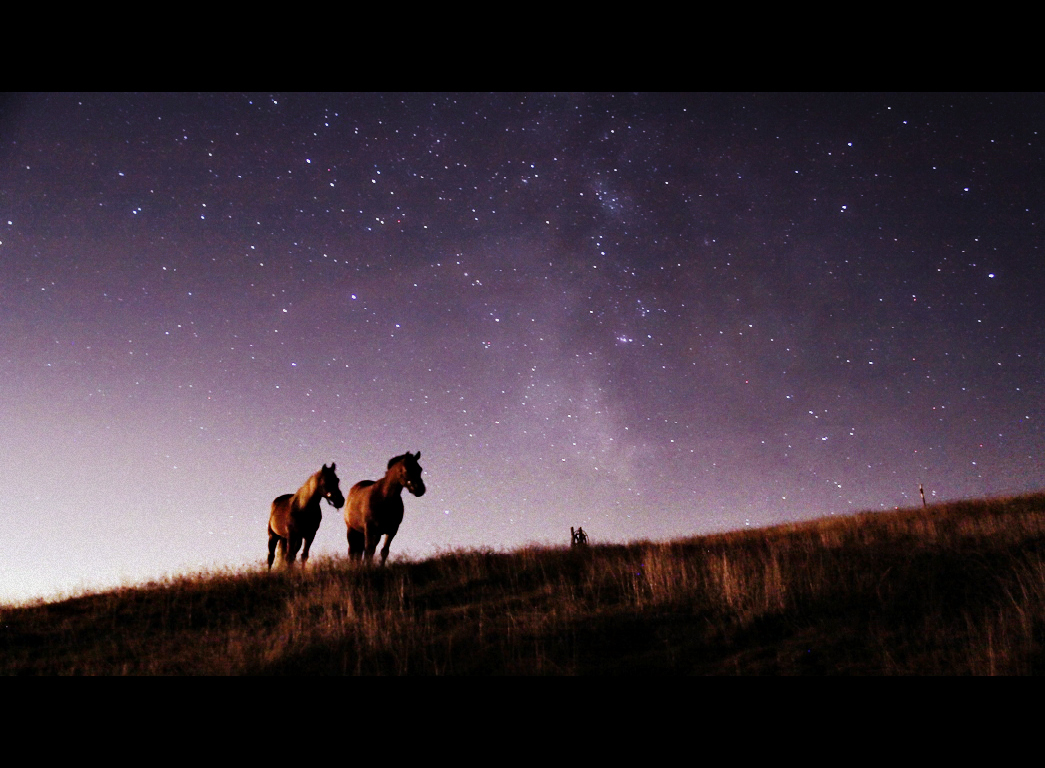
<box><xmin>320</xmin><ymin>462</ymin><xmax>346</xmax><ymax>508</ymax></box>
<box><xmin>389</xmin><ymin>451</ymin><xmax>426</xmax><ymax>497</ymax></box>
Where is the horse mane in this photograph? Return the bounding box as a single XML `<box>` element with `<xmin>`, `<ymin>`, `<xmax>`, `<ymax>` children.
<box><xmin>387</xmin><ymin>453</ymin><xmax>412</xmax><ymax>469</ymax></box>
<box><xmin>293</xmin><ymin>471</ymin><xmax>319</xmax><ymax>505</ymax></box>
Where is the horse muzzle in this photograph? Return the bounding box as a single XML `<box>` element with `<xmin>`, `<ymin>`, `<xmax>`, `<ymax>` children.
<box><xmin>407</xmin><ymin>481</ymin><xmax>426</xmax><ymax>497</ymax></box>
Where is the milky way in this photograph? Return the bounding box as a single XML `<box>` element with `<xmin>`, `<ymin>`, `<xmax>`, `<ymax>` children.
<box><xmin>2</xmin><ymin>93</ymin><xmax>1042</xmax><ymax>602</ymax></box>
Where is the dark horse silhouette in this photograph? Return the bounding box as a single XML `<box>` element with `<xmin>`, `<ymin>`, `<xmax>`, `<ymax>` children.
<box><xmin>267</xmin><ymin>463</ymin><xmax>345</xmax><ymax>570</ymax></box>
<box><xmin>345</xmin><ymin>451</ymin><xmax>425</xmax><ymax>565</ymax></box>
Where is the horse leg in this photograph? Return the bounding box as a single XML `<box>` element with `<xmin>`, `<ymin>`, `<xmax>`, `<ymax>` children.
<box><xmin>347</xmin><ymin>528</ymin><xmax>364</xmax><ymax>561</ymax></box>
<box><xmin>267</xmin><ymin>529</ymin><xmax>281</xmax><ymax>571</ymax></box>
<box><xmin>364</xmin><ymin>528</ymin><xmax>380</xmax><ymax>564</ymax></box>
<box><xmin>286</xmin><ymin>533</ymin><xmax>303</xmax><ymax>568</ymax></box>
<box><xmin>380</xmin><ymin>532</ymin><xmax>396</xmax><ymax>566</ymax></box>
<box><xmin>301</xmin><ymin>534</ymin><xmax>314</xmax><ymax>568</ymax></box>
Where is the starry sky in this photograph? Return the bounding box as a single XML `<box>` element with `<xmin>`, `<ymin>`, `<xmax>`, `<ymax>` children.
<box><xmin>2</xmin><ymin>92</ymin><xmax>1042</xmax><ymax>604</ymax></box>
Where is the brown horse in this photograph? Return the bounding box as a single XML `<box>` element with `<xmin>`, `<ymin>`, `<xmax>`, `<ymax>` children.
<box><xmin>267</xmin><ymin>463</ymin><xmax>345</xmax><ymax>570</ymax></box>
<box><xmin>345</xmin><ymin>451</ymin><xmax>425</xmax><ymax>565</ymax></box>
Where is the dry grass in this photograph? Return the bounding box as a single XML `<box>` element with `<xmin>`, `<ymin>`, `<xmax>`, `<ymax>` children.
<box><xmin>4</xmin><ymin>493</ymin><xmax>1045</xmax><ymax>674</ymax></box>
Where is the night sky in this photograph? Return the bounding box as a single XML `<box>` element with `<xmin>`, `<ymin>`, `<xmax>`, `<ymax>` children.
<box><xmin>2</xmin><ymin>92</ymin><xmax>1042</xmax><ymax>604</ymax></box>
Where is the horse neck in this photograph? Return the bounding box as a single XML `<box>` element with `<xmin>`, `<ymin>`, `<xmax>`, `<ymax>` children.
<box><xmin>295</xmin><ymin>473</ymin><xmax>321</xmax><ymax>506</ymax></box>
<box><xmin>377</xmin><ymin>470</ymin><xmax>406</xmax><ymax>497</ymax></box>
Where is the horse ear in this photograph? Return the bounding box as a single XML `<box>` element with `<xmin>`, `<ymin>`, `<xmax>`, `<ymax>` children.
<box><xmin>414</xmin><ymin>451</ymin><xmax>421</xmax><ymax>460</ymax></box>
<box><xmin>331</xmin><ymin>462</ymin><xmax>336</xmax><ymax>470</ymax></box>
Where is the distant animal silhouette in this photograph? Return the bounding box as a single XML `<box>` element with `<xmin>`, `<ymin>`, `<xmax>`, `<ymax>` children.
<box><xmin>571</xmin><ymin>526</ymin><xmax>589</xmax><ymax>547</ymax></box>
<box><xmin>267</xmin><ymin>463</ymin><xmax>345</xmax><ymax>570</ymax></box>
<box><xmin>345</xmin><ymin>451</ymin><xmax>425</xmax><ymax>565</ymax></box>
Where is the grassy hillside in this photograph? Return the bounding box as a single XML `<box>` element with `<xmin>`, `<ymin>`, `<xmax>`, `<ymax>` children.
<box><xmin>5</xmin><ymin>493</ymin><xmax>1045</xmax><ymax>674</ymax></box>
